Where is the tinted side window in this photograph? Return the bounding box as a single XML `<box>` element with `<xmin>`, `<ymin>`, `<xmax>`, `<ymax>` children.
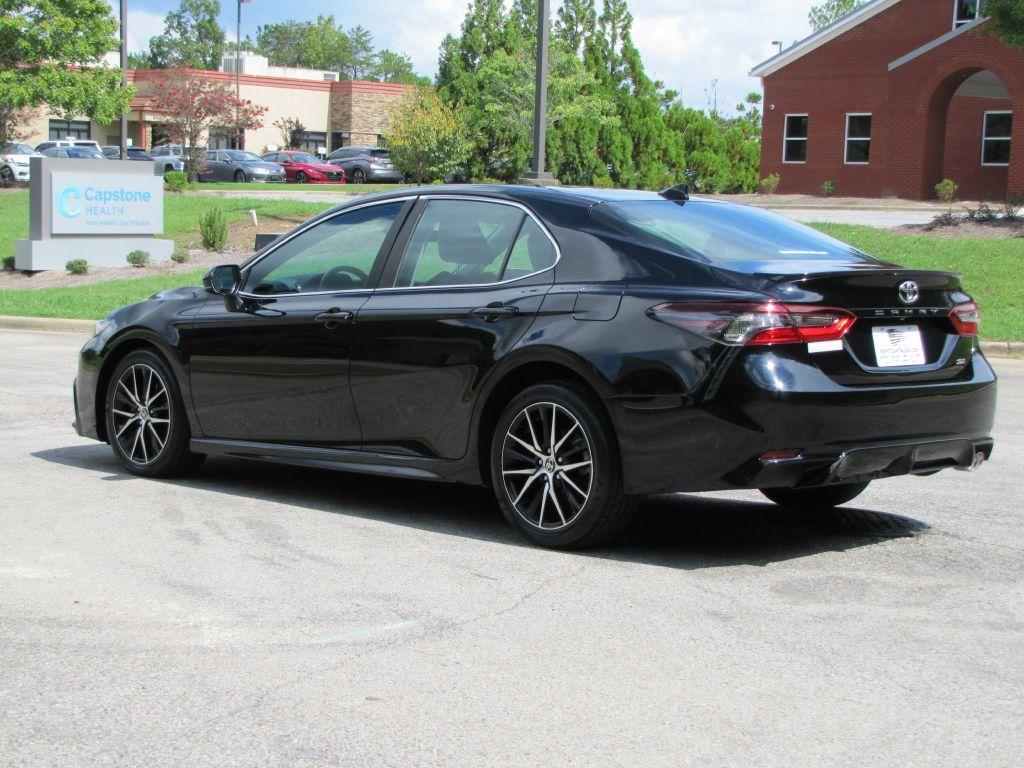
<box><xmin>395</xmin><ymin>200</ymin><xmax>524</xmax><ymax>288</ymax></box>
<box><xmin>503</xmin><ymin>217</ymin><xmax>557</xmax><ymax>279</ymax></box>
<box><xmin>245</xmin><ymin>202</ymin><xmax>404</xmax><ymax>295</ymax></box>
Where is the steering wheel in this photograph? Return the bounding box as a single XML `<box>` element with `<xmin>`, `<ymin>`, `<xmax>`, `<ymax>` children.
<box><xmin>317</xmin><ymin>265</ymin><xmax>368</xmax><ymax>291</ymax></box>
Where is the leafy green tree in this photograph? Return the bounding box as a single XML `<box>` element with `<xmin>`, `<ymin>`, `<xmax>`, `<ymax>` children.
<box><xmin>374</xmin><ymin>50</ymin><xmax>431</xmax><ymax>85</ymax></box>
<box><xmin>295</xmin><ymin>16</ymin><xmax>350</xmax><ymax>71</ymax></box>
<box><xmin>384</xmin><ymin>89</ymin><xmax>468</xmax><ymax>183</ymax></box>
<box><xmin>0</xmin><ymin>0</ymin><xmax>134</xmax><ymax>149</ymax></box>
<box><xmin>149</xmin><ymin>0</ymin><xmax>226</xmax><ymax>70</ymax></box>
<box><xmin>985</xmin><ymin>0</ymin><xmax>1024</xmax><ymax>51</ymax></box>
<box><xmin>808</xmin><ymin>0</ymin><xmax>867</xmax><ymax>31</ymax></box>
<box><xmin>555</xmin><ymin>0</ymin><xmax>597</xmax><ymax>56</ymax></box>
<box><xmin>255</xmin><ymin>21</ymin><xmax>308</xmax><ymax>67</ymax></box>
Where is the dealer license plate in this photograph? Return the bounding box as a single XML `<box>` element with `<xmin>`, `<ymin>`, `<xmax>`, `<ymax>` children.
<box><xmin>872</xmin><ymin>325</ymin><xmax>926</xmax><ymax>367</ymax></box>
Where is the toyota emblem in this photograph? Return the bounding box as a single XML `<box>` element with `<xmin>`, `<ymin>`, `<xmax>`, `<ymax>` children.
<box><xmin>898</xmin><ymin>280</ymin><xmax>920</xmax><ymax>305</ymax></box>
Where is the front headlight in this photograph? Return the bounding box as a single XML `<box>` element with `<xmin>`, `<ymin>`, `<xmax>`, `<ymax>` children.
<box><xmin>93</xmin><ymin>317</ymin><xmax>113</xmax><ymax>337</ymax></box>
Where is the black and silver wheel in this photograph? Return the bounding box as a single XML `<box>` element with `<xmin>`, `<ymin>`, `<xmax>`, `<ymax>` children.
<box><xmin>106</xmin><ymin>350</ymin><xmax>204</xmax><ymax>478</ymax></box>
<box><xmin>0</xmin><ymin>165</ymin><xmax>13</xmax><ymax>185</ymax></box>
<box><xmin>760</xmin><ymin>481</ymin><xmax>869</xmax><ymax>509</ymax></box>
<box><xmin>491</xmin><ymin>382</ymin><xmax>636</xmax><ymax>549</ymax></box>
<box><xmin>295</xmin><ymin>171</ymin><xmax>308</xmax><ymax>184</ymax></box>
<box><xmin>351</xmin><ymin>168</ymin><xmax>366</xmax><ymax>184</ymax></box>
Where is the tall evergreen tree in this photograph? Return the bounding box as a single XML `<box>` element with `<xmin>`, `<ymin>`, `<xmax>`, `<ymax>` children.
<box><xmin>149</xmin><ymin>0</ymin><xmax>225</xmax><ymax>70</ymax></box>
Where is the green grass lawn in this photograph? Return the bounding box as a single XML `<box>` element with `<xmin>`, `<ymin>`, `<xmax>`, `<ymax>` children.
<box><xmin>1</xmin><ymin>197</ymin><xmax>1021</xmax><ymax>340</ymax></box>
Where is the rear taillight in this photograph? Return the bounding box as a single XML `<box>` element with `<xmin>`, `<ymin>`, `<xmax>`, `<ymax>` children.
<box><xmin>949</xmin><ymin>301</ymin><xmax>980</xmax><ymax>336</ymax></box>
<box><xmin>647</xmin><ymin>302</ymin><xmax>856</xmax><ymax>346</ymax></box>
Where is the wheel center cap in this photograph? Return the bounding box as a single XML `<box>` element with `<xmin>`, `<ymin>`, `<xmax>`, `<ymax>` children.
<box><xmin>544</xmin><ymin>458</ymin><xmax>556</xmax><ymax>472</ymax></box>
<box><xmin>139</xmin><ymin>407</ymin><xmax>150</xmax><ymax>420</ymax></box>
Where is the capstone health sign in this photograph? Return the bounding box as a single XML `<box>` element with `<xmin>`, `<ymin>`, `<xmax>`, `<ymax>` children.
<box><xmin>50</xmin><ymin>171</ymin><xmax>164</xmax><ymax>235</ymax></box>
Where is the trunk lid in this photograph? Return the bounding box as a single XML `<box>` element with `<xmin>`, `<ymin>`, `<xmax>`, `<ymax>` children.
<box><xmin>724</xmin><ymin>265</ymin><xmax>977</xmax><ymax>385</ymax></box>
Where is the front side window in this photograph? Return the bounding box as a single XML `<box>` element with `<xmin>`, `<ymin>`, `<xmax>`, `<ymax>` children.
<box><xmin>845</xmin><ymin>114</ymin><xmax>872</xmax><ymax>164</ymax></box>
<box><xmin>783</xmin><ymin>115</ymin><xmax>808</xmax><ymax>163</ymax></box>
<box><xmin>982</xmin><ymin>111</ymin><xmax>1011</xmax><ymax>166</ymax></box>
<box><xmin>955</xmin><ymin>0</ymin><xmax>982</xmax><ymax>27</ymax></box>
<box><xmin>244</xmin><ymin>202</ymin><xmax>404</xmax><ymax>295</ymax></box>
<box><xmin>396</xmin><ymin>200</ymin><xmax>546</xmax><ymax>288</ymax></box>
<box><xmin>49</xmin><ymin>120</ymin><xmax>90</xmax><ymax>140</ymax></box>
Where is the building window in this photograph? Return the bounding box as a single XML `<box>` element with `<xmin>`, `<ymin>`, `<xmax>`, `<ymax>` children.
<box><xmin>845</xmin><ymin>114</ymin><xmax>872</xmax><ymax>164</ymax></box>
<box><xmin>49</xmin><ymin>119</ymin><xmax>90</xmax><ymax>140</ymax></box>
<box><xmin>982</xmin><ymin>111</ymin><xmax>1012</xmax><ymax>166</ymax></box>
<box><xmin>299</xmin><ymin>131</ymin><xmax>327</xmax><ymax>156</ymax></box>
<box><xmin>954</xmin><ymin>0</ymin><xmax>984</xmax><ymax>27</ymax></box>
<box><xmin>783</xmin><ymin>115</ymin><xmax>808</xmax><ymax>163</ymax></box>
<box><xmin>330</xmin><ymin>132</ymin><xmax>350</xmax><ymax>151</ymax></box>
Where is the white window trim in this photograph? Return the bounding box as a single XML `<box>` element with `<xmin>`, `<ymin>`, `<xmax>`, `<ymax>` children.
<box><xmin>844</xmin><ymin>113</ymin><xmax>872</xmax><ymax>165</ymax></box>
<box><xmin>783</xmin><ymin>114</ymin><xmax>808</xmax><ymax>164</ymax></box>
<box><xmin>982</xmin><ymin>110</ymin><xmax>1012</xmax><ymax>167</ymax></box>
<box><xmin>953</xmin><ymin>0</ymin><xmax>982</xmax><ymax>30</ymax></box>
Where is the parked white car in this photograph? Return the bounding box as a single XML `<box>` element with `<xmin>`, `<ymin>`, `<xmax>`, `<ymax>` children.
<box><xmin>1</xmin><ymin>142</ymin><xmax>40</xmax><ymax>183</ymax></box>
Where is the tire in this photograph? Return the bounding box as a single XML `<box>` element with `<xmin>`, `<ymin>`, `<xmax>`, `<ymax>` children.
<box><xmin>0</xmin><ymin>165</ymin><xmax>13</xmax><ymax>185</ymax></box>
<box><xmin>234</xmin><ymin>170</ymin><xmax>246</xmax><ymax>183</ymax></box>
<box><xmin>760</xmin><ymin>482</ymin><xmax>869</xmax><ymax>509</ymax></box>
<box><xmin>105</xmin><ymin>349</ymin><xmax>205</xmax><ymax>478</ymax></box>
<box><xmin>490</xmin><ymin>382</ymin><xmax>637</xmax><ymax>549</ymax></box>
<box><xmin>295</xmin><ymin>171</ymin><xmax>308</xmax><ymax>184</ymax></box>
<box><xmin>351</xmin><ymin>168</ymin><xmax>366</xmax><ymax>184</ymax></box>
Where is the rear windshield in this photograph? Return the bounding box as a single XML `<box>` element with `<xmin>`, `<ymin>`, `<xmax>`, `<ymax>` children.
<box><xmin>370</xmin><ymin>149</ymin><xmax>390</xmax><ymax>158</ymax></box>
<box><xmin>591</xmin><ymin>200</ymin><xmax>882</xmax><ymax>271</ymax></box>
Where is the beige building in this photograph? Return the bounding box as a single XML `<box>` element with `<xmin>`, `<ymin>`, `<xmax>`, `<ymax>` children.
<box><xmin>22</xmin><ymin>59</ymin><xmax>415</xmax><ymax>155</ymax></box>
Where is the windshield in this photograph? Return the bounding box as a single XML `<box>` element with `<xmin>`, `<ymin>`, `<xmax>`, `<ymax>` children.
<box><xmin>4</xmin><ymin>143</ymin><xmax>36</xmax><ymax>155</ymax></box>
<box><xmin>225</xmin><ymin>151</ymin><xmax>263</xmax><ymax>162</ymax></box>
<box><xmin>591</xmin><ymin>200</ymin><xmax>883</xmax><ymax>272</ymax></box>
<box><xmin>288</xmin><ymin>153</ymin><xmax>321</xmax><ymax>164</ymax></box>
<box><xmin>370</xmin><ymin>149</ymin><xmax>390</xmax><ymax>158</ymax></box>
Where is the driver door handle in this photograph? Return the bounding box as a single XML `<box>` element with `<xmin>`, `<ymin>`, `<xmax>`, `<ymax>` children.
<box><xmin>314</xmin><ymin>308</ymin><xmax>353</xmax><ymax>328</ymax></box>
<box><xmin>470</xmin><ymin>304</ymin><xmax>520</xmax><ymax>322</ymax></box>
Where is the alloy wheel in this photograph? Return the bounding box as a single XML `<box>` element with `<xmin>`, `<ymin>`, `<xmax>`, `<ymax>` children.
<box><xmin>111</xmin><ymin>364</ymin><xmax>171</xmax><ymax>466</ymax></box>
<box><xmin>501</xmin><ymin>402</ymin><xmax>593</xmax><ymax>531</ymax></box>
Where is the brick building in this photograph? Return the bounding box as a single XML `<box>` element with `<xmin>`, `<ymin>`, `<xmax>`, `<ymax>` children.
<box><xmin>750</xmin><ymin>0</ymin><xmax>1022</xmax><ymax>200</ymax></box>
<box><xmin>23</xmin><ymin>55</ymin><xmax>414</xmax><ymax>156</ymax></box>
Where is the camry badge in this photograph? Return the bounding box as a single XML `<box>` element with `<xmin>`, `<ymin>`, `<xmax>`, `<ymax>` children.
<box><xmin>898</xmin><ymin>280</ymin><xmax>920</xmax><ymax>305</ymax></box>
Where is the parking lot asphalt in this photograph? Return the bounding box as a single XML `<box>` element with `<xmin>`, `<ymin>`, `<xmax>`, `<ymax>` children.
<box><xmin>1</xmin><ymin>328</ymin><xmax>1021</xmax><ymax>768</ymax></box>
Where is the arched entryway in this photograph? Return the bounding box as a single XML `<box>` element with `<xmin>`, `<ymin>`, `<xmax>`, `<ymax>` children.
<box><xmin>920</xmin><ymin>66</ymin><xmax>1016</xmax><ymax>201</ymax></box>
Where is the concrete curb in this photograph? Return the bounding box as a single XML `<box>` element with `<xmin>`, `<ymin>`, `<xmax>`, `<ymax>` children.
<box><xmin>0</xmin><ymin>316</ymin><xmax>94</xmax><ymax>333</ymax></box>
<box><xmin>1</xmin><ymin>315</ymin><xmax>1022</xmax><ymax>359</ymax></box>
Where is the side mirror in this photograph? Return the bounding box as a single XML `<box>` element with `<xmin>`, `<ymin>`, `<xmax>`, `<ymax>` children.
<box><xmin>203</xmin><ymin>264</ymin><xmax>241</xmax><ymax>296</ymax></box>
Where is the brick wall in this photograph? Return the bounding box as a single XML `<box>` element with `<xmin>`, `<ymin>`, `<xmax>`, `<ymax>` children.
<box><xmin>758</xmin><ymin>0</ymin><xmax>1023</xmax><ymax>200</ymax></box>
<box><xmin>330</xmin><ymin>81</ymin><xmax>414</xmax><ymax>146</ymax></box>
<box><xmin>942</xmin><ymin>95</ymin><xmax>1011</xmax><ymax>200</ymax></box>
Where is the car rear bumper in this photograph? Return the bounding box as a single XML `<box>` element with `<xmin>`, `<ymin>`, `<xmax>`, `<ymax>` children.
<box><xmin>367</xmin><ymin>169</ymin><xmax>404</xmax><ymax>182</ymax></box>
<box><xmin>610</xmin><ymin>347</ymin><xmax>998</xmax><ymax>494</ymax></box>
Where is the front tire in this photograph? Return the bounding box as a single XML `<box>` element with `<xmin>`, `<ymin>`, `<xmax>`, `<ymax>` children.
<box><xmin>760</xmin><ymin>482</ymin><xmax>869</xmax><ymax>509</ymax></box>
<box><xmin>295</xmin><ymin>171</ymin><xmax>308</xmax><ymax>184</ymax></box>
<box><xmin>234</xmin><ymin>170</ymin><xmax>246</xmax><ymax>183</ymax></box>
<box><xmin>351</xmin><ymin>168</ymin><xmax>366</xmax><ymax>184</ymax></box>
<box><xmin>490</xmin><ymin>382</ymin><xmax>636</xmax><ymax>549</ymax></box>
<box><xmin>105</xmin><ymin>350</ymin><xmax>205</xmax><ymax>478</ymax></box>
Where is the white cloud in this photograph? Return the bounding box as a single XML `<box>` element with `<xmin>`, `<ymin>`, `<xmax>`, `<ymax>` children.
<box><xmin>104</xmin><ymin>1</ymin><xmax>167</xmax><ymax>53</ymax></box>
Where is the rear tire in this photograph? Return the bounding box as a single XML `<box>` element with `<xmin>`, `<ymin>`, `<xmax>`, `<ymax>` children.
<box><xmin>105</xmin><ymin>350</ymin><xmax>205</xmax><ymax>478</ymax></box>
<box><xmin>760</xmin><ymin>482</ymin><xmax>869</xmax><ymax>509</ymax></box>
<box><xmin>490</xmin><ymin>382</ymin><xmax>637</xmax><ymax>549</ymax></box>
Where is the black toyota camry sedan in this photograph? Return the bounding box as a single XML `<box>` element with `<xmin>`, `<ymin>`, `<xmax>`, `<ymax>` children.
<box><xmin>74</xmin><ymin>185</ymin><xmax>996</xmax><ymax>548</ymax></box>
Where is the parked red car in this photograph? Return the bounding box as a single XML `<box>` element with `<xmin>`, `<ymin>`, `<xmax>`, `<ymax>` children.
<box><xmin>261</xmin><ymin>151</ymin><xmax>346</xmax><ymax>184</ymax></box>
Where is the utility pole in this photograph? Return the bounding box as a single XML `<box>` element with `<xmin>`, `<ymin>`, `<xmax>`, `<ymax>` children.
<box><xmin>521</xmin><ymin>0</ymin><xmax>556</xmax><ymax>185</ymax></box>
<box><xmin>236</xmin><ymin>0</ymin><xmax>251</xmax><ymax>148</ymax></box>
<box><xmin>119</xmin><ymin>0</ymin><xmax>128</xmax><ymax>158</ymax></box>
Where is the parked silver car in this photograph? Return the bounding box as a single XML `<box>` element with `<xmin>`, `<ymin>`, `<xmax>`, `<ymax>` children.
<box><xmin>150</xmin><ymin>145</ymin><xmax>187</xmax><ymax>174</ymax></box>
<box><xmin>198</xmin><ymin>150</ymin><xmax>285</xmax><ymax>183</ymax></box>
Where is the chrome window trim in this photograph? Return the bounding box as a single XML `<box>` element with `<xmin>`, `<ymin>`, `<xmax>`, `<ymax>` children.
<box><xmin>236</xmin><ymin>196</ymin><xmax>418</xmax><ymax>299</ymax></box>
<box><xmin>236</xmin><ymin>193</ymin><xmax>561</xmax><ymax>299</ymax></box>
<box><xmin>377</xmin><ymin>194</ymin><xmax>561</xmax><ymax>293</ymax></box>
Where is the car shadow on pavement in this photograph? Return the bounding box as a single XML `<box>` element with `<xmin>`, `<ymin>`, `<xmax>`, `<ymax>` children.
<box><xmin>33</xmin><ymin>444</ymin><xmax>929</xmax><ymax>570</ymax></box>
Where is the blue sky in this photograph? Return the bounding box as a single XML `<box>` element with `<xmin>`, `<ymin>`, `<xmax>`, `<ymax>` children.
<box><xmin>111</xmin><ymin>0</ymin><xmax>817</xmax><ymax>112</ymax></box>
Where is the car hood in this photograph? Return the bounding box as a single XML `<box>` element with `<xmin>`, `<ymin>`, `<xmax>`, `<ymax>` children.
<box><xmin>147</xmin><ymin>286</ymin><xmax>205</xmax><ymax>301</ymax></box>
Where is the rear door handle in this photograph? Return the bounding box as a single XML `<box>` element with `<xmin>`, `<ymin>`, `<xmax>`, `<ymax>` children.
<box><xmin>314</xmin><ymin>308</ymin><xmax>353</xmax><ymax>328</ymax></box>
<box><xmin>470</xmin><ymin>305</ymin><xmax>520</xmax><ymax>322</ymax></box>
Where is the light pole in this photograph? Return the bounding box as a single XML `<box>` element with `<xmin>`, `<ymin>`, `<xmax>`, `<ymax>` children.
<box><xmin>236</xmin><ymin>0</ymin><xmax>251</xmax><ymax>148</ymax></box>
<box><xmin>522</xmin><ymin>0</ymin><xmax>556</xmax><ymax>185</ymax></box>
<box><xmin>119</xmin><ymin>0</ymin><xmax>128</xmax><ymax>158</ymax></box>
